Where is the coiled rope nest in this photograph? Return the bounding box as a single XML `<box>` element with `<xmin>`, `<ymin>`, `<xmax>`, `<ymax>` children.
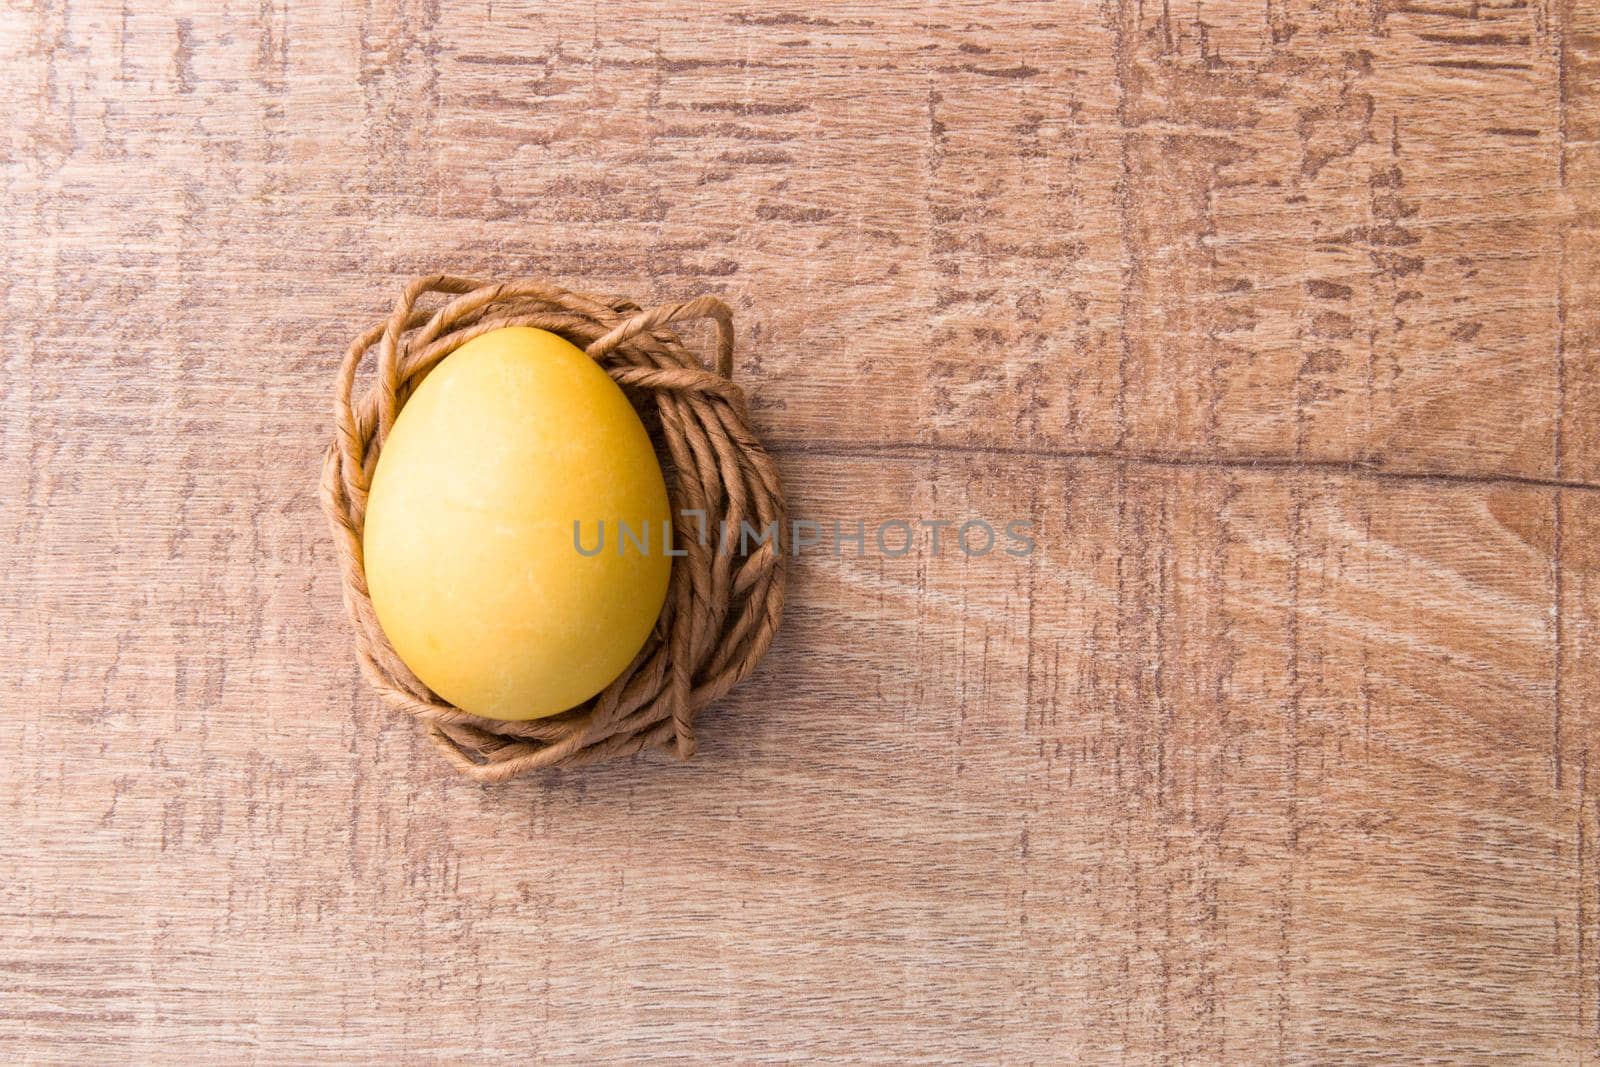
<box><xmin>321</xmin><ymin>275</ymin><xmax>786</xmax><ymax>781</ymax></box>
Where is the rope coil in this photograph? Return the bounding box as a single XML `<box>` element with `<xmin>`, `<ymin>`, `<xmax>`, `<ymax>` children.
<box><xmin>320</xmin><ymin>275</ymin><xmax>787</xmax><ymax>781</ymax></box>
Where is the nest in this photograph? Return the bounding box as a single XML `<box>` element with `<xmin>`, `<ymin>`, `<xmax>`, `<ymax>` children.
<box><xmin>320</xmin><ymin>275</ymin><xmax>787</xmax><ymax>781</ymax></box>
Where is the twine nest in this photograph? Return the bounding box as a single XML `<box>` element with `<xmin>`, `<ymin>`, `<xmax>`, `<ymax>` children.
<box><xmin>321</xmin><ymin>275</ymin><xmax>787</xmax><ymax>781</ymax></box>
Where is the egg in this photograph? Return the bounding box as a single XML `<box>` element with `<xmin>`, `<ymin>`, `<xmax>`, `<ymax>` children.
<box><xmin>362</xmin><ymin>326</ymin><xmax>672</xmax><ymax>721</ymax></box>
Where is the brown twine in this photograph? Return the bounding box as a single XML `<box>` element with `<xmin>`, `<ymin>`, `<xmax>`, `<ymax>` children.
<box><xmin>319</xmin><ymin>275</ymin><xmax>787</xmax><ymax>782</ymax></box>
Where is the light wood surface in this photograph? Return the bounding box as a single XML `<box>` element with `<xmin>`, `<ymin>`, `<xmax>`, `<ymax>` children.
<box><xmin>3</xmin><ymin>0</ymin><xmax>1597</xmax><ymax>1062</ymax></box>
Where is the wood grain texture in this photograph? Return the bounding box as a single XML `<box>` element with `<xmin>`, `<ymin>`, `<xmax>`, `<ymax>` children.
<box><xmin>1</xmin><ymin>0</ymin><xmax>1597</xmax><ymax>1062</ymax></box>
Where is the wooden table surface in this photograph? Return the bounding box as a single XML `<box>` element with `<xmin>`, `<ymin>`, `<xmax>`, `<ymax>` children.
<box><xmin>3</xmin><ymin>0</ymin><xmax>1597</xmax><ymax>1062</ymax></box>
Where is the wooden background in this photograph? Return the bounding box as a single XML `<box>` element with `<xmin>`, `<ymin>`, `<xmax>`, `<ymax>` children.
<box><xmin>2</xmin><ymin>0</ymin><xmax>1596</xmax><ymax>1061</ymax></box>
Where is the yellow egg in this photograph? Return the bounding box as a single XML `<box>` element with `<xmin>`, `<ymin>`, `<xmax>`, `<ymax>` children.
<box><xmin>362</xmin><ymin>327</ymin><xmax>672</xmax><ymax>720</ymax></box>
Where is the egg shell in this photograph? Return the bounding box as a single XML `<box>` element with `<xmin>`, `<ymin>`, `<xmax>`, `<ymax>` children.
<box><xmin>362</xmin><ymin>326</ymin><xmax>673</xmax><ymax>721</ymax></box>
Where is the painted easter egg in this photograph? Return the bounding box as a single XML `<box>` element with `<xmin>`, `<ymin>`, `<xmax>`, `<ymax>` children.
<box><xmin>363</xmin><ymin>326</ymin><xmax>672</xmax><ymax>720</ymax></box>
